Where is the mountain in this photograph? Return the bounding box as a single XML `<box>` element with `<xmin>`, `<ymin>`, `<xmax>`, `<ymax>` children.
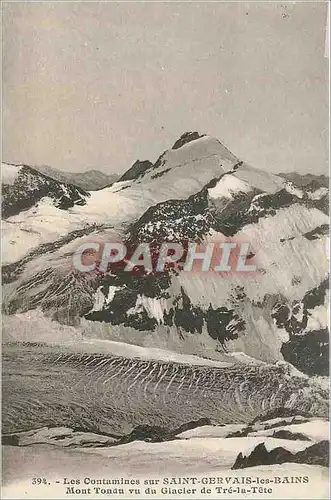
<box><xmin>1</xmin><ymin>134</ymin><xmax>242</xmax><ymax>265</ymax></box>
<box><xmin>2</xmin><ymin>162</ymin><xmax>89</xmax><ymax>219</ymax></box>
<box><xmin>117</xmin><ymin>133</ymin><xmax>207</xmax><ymax>182</ymax></box>
<box><xmin>2</xmin><ymin>133</ymin><xmax>329</xmax><ymax>379</ymax></box>
<box><xmin>32</xmin><ymin>164</ymin><xmax>120</xmax><ymax>190</ymax></box>
<box><xmin>2</xmin><ymin>162</ymin><xmax>92</xmax><ymax>265</ymax></box>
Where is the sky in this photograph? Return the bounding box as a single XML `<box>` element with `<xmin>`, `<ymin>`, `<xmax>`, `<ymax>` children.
<box><xmin>2</xmin><ymin>2</ymin><xmax>329</xmax><ymax>175</ymax></box>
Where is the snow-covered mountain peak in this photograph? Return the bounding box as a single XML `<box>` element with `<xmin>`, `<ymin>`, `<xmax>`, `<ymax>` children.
<box><xmin>115</xmin><ymin>134</ymin><xmax>240</xmax><ymax>187</ymax></box>
<box><xmin>151</xmin><ymin>134</ymin><xmax>240</xmax><ymax>175</ymax></box>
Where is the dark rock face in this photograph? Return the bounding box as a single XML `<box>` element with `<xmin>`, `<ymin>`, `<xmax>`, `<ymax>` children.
<box><xmin>313</xmin><ymin>194</ymin><xmax>329</xmax><ymax>215</ymax></box>
<box><xmin>109</xmin><ymin>425</ymin><xmax>173</xmax><ymax>444</ymax></box>
<box><xmin>271</xmin><ymin>282</ymin><xmax>326</xmax><ymax>338</ymax></box>
<box><xmin>175</xmin><ymin>417</ymin><xmax>212</xmax><ymax>435</ymax></box>
<box><xmin>2</xmin><ymin>434</ymin><xmax>20</xmax><ymax>446</ymax></box>
<box><xmin>294</xmin><ymin>440</ymin><xmax>329</xmax><ymax>467</ymax></box>
<box><xmin>118</xmin><ymin>160</ymin><xmax>153</xmax><ymax>182</ymax></box>
<box><xmin>118</xmin><ymin>418</ymin><xmax>212</xmax><ymax>444</ymax></box>
<box><xmin>281</xmin><ymin>329</ymin><xmax>329</xmax><ymax>377</ymax></box>
<box><xmin>2</xmin><ymin>165</ymin><xmax>89</xmax><ymax>218</ymax></box>
<box><xmin>85</xmin><ymin>278</ymin><xmax>245</xmax><ymax>347</ymax></box>
<box><xmin>232</xmin><ymin>440</ymin><xmax>329</xmax><ymax>469</ymax></box>
<box><xmin>205</xmin><ymin>305</ymin><xmax>245</xmax><ymax>345</ymax></box>
<box><xmin>172</xmin><ymin>132</ymin><xmax>206</xmax><ymax>150</ymax></box>
<box><xmin>232</xmin><ymin>442</ymin><xmax>292</xmax><ymax>469</ymax></box>
<box><xmin>271</xmin><ymin>429</ymin><xmax>311</xmax><ymax>441</ymax></box>
<box><xmin>272</xmin><ymin>279</ymin><xmax>329</xmax><ymax>376</ymax></box>
<box><xmin>227</xmin><ymin>426</ymin><xmax>254</xmax><ymax>438</ymax></box>
<box><xmin>303</xmin><ymin>224</ymin><xmax>329</xmax><ymax>240</ymax></box>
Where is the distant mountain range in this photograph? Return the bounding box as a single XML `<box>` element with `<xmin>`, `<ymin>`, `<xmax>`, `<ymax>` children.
<box><xmin>4</xmin><ymin>157</ymin><xmax>327</xmax><ymax>195</ymax></box>
<box><xmin>28</xmin><ymin>164</ymin><xmax>120</xmax><ymax>191</ymax></box>
<box><xmin>279</xmin><ymin>172</ymin><xmax>328</xmax><ymax>190</ymax></box>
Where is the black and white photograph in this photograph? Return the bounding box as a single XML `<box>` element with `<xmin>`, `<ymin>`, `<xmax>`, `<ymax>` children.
<box><xmin>1</xmin><ymin>1</ymin><xmax>329</xmax><ymax>499</ymax></box>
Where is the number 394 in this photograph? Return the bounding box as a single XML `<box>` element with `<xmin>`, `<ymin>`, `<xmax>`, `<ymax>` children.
<box><xmin>32</xmin><ymin>478</ymin><xmax>48</xmax><ymax>485</ymax></box>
